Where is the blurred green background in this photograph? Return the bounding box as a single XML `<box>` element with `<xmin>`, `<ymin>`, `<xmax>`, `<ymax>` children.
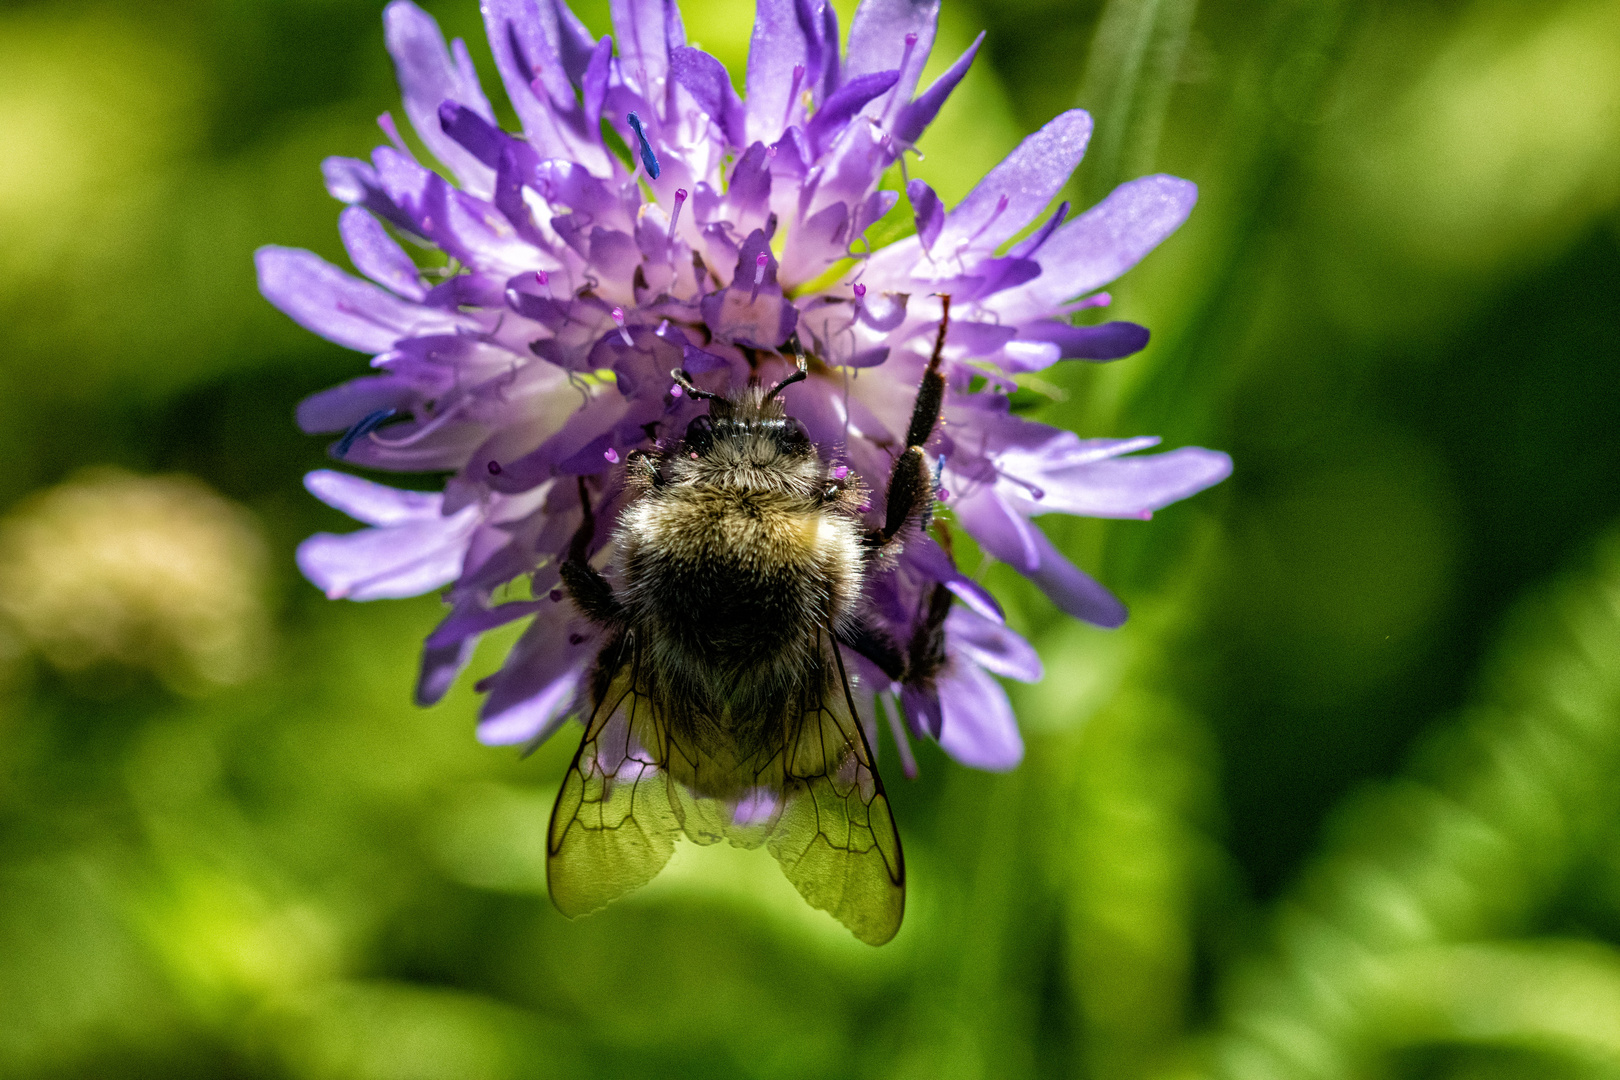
<box><xmin>2</xmin><ymin>0</ymin><xmax>1619</xmax><ymax>1076</ymax></box>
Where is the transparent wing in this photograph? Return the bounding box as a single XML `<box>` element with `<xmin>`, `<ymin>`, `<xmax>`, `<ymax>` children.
<box><xmin>546</xmin><ymin>638</ymin><xmax>683</xmax><ymax>918</ymax></box>
<box><xmin>766</xmin><ymin>626</ymin><xmax>906</xmax><ymax>946</ymax></box>
<box><xmin>547</xmin><ymin>628</ymin><xmax>906</xmax><ymax>945</ymax></box>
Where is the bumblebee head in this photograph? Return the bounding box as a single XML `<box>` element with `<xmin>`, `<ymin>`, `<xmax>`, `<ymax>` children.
<box><xmin>668</xmin><ymin>343</ymin><xmax>815</xmax><ymax>466</ymax></box>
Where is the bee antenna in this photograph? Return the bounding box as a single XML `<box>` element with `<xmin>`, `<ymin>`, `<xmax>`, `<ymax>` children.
<box><xmin>764</xmin><ymin>336</ymin><xmax>810</xmax><ymax>401</ymax></box>
<box><xmin>670</xmin><ymin>368</ymin><xmax>719</xmax><ymax>401</ymax></box>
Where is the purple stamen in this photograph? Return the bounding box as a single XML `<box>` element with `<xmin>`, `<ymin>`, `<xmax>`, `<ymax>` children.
<box><xmin>750</xmin><ymin>252</ymin><xmax>768</xmax><ymax>302</ymax></box>
<box><xmin>670</xmin><ymin>382</ymin><xmax>684</xmax><ymax>398</ymax></box>
<box><xmin>487</xmin><ymin>460</ymin><xmax>502</xmax><ymax>475</ymax></box>
<box><xmin>937</xmin><ymin>487</ymin><xmax>951</xmax><ymax>501</ymax></box>
<box><xmin>857</xmin><ymin>501</ymin><xmax>872</xmax><ymax>513</ymax></box>
<box><xmin>831</xmin><ymin>465</ymin><xmax>850</xmax><ymax>480</ymax></box>
<box><xmin>604</xmin><ymin>447</ymin><xmax>620</xmax><ymax>464</ymax></box>
<box><xmin>534</xmin><ymin>269</ymin><xmax>548</xmax><ymax>286</ymax></box>
<box><xmin>611</xmin><ymin>306</ymin><xmax>634</xmax><ymax>347</ymax></box>
<box><xmin>968</xmin><ymin>193</ymin><xmax>1011</xmax><ymax>245</ymax></box>
<box><xmin>853</xmin><ymin>282</ymin><xmax>867</xmax><ymax>300</ymax></box>
<box><xmin>377</xmin><ymin>112</ymin><xmax>410</xmax><ymax>155</ymax></box>
<box><xmin>786</xmin><ymin>64</ymin><xmax>806</xmax><ymax>124</ymax></box>
<box><xmin>668</xmin><ymin>188</ymin><xmax>688</xmax><ymax>240</ymax></box>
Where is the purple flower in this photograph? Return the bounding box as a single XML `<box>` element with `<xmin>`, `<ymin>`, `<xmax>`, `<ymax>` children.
<box><xmin>263</xmin><ymin>0</ymin><xmax>1230</xmax><ymax>772</ymax></box>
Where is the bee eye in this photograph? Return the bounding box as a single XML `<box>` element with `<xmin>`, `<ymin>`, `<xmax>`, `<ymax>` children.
<box><xmin>781</xmin><ymin>418</ymin><xmax>812</xmax><ymax>451</ymax></box>
<box><xmin>684</xmin><ymin>414</ymin><xmax>714</xmax><ymax>452</ymax></box>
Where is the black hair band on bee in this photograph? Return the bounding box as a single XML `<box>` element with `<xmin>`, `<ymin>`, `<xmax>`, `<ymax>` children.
<box><xmin>670</xmin><ymin>368</ymin><xmax>720</xmax><ymax>401</ymax></box>
<box><xmin>765</xmin><ymin>335</ymin><xmax>810</xmax><ymax>401</ymax></box>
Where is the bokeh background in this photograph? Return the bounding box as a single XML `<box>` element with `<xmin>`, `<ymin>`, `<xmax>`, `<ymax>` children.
<box><xmin>3</xmin><ymin>0</ymin><xmax>1620</xmax><ymax>1076</ymax></box>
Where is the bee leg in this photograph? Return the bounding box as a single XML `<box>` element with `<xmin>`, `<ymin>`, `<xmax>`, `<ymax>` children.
<box><xmin>559</xmin><ymin>477</ymin><xmax>623</xmax><ymax>627</ymax></box>
<box><xmin>904</xmin><ymin>583</ymin><xmax>953</xmax><ymax>683</ymax></box>
<box><xmin>867</xmin><ymin>296</ymin><xmax>950</xmax><ymax>552</ymax></box>
<box><xmin>838</xmin><ymin>615</ymin><xmax>906</xmax><ymax>681</ymax></box>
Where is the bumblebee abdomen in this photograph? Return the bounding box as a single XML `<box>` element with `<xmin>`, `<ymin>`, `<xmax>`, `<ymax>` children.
<box><xmin>617</xmin><ymin>489</ymin><xmax>862</xmax><ymax>673</ymax></box>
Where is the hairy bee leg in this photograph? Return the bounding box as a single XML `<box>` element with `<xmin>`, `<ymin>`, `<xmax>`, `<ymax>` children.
<box><xmin>560</xmin><ymin>477</ymin><xmax>623</xmax><ymax>627</ymax></box>
<box><xmin>867</xmin><ymin>296</ymin><xmax>951</xmax><ymax>551</ymax></box>
<box><xmin>905</xmin><ymin>583</ymin><xmax>954</xmax><ymax>681</ymax></box>
<box><xmin>838</xmin><ymin>614</ymin><xmax>907</xmax><ymax>682</ymax></box>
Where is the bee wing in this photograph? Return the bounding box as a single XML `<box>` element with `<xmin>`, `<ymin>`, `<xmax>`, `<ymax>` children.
<box><xmin>765</xmin><ymin>627</ymin><xmax>906</xmax><ymax>945</ymax></box>
<box><xmin>546</xmin><ymin>639</ymin><xmax>683</xmax><ymax>918</ymax></box>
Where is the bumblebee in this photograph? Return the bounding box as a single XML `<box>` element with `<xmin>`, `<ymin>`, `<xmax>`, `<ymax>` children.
<box><xmin>548</xmin><ymin>301</ymin><xmax>956</xmax><ymax>945</ymax></box>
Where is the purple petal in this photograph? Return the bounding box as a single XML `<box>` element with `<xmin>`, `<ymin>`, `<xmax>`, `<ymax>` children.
<box><xmin>304</xmin><ymin>470</ymin><xmax>442</xmax><ymax>526</ymax></box>
<box><xmin>417</xmin><ymin>637</ymin><xmax>476</xmax><ymax>706</ymax></box>
<box><xmin>936</xmin><ymin>661</ymin><xmax>1023</xmax><ymax>770</ymax></box>
<box><xmin>744</xmin><ymin>0</ymin><xmax>811</xmax><ymax>146</ymax></box>
<box><xmin>438</xmin><ymin>100</ymin><xmax>506</xmax><ymax>169</ymax></box>
<box><xmin>954</xmin><ymin>489</ymin><xmax>1041</xmax><ymax>571</ymax></box>
<box><xmin>424</xmin><ymin>599</ymin><xmax>550</xmax><ymax>648</ymax></box>
<box><xmin>1015</xmin><ymin>320</ymin><xmax>1150</xmax><ymax>362</ymax></box>
<box><xmin>846</xmin><ymin>0</ymin><xmax>940</xmax><ymax>111</ymax></box>
<box><xmin>1023</xmin><ymin>526</ymin><xmax>1128</xmax><ymax>628</ymax></box>
<box><xmin>893</xmin><ymin>31</ymin><xmax>983</xmax><ymax>146</ymax></box>
<box><xmin>296</xmin><ymin>375</ymin><xmax>422</xmax><ymax>435</ymax></box>
<box><xmin>1008</xmin><ymin>199</ymin><xmax>1068</xmax><ymax>259</ymax></box>
<box><xmin>383</xmin><ymin>1</ymin><xmax>496</xmax><ymax>191</ymax></box>
<box><xmin>936</xmin><ymin>109</ymin><xmax>1093</xmax><ymax>254</ymax></box>
<box><xmin>1010</xmin><ymin>175</ymin><xmax>1197</xmax><ymax>315</ymax></box>
<box><xmin>804</xmin><ymin>68</ymin><xmax>899</xmax><ymax>155</ymax></box>
<box><xmin>902</xmin><ymin>536</ymin><xmax>1004</xmax><ymax>622</ymax></box>
<box><xmin>907</xmin><ymin>178</ymin><xmax>944</xmax><ymax>251</ymax></box>
<box><xmin>479</xmin><ymin>0</ymin><xmax>576</xmax><ymax>151</ymax></box>
<box><xmin>612</xmin><ymin>0</ymin><xmax>682</xmax><ymax>96</ymax></box>
<box><xmin>339</xmin><ymin>206</ymin><xmax>426</xmax><ymax>300</ymax></box>
<box><xmin>670</xmin><ymin>46</ymin><xmax>745</xmax><ymax>146</ymax></box>
<box><xmin>899</xmin><ymin>683</ymin><xmax>943</xmax><ymax>739</ymax></box>
<box><xmin>1036</xmin><ymin>446</ymin><xmax>1233</xmax><ymax>518</ymax></box>
<box><xmin>296</xmin><ymin>505</ymin><xmax>479</xmax><ymax>601</ymax></box>
<box><xmin>947</xmin><ymin>608</ymin><xmax>1041</xmax><ymax>682</ymax></box>
<box><xmin>476</xmin><ymin>616</ymin><xmax>600</xmax><ymax>745</ymax></box>
<box><xmin>256</xmin><ymin>246</ymin><xmax>474</xmax><ymax>353</ymax></box>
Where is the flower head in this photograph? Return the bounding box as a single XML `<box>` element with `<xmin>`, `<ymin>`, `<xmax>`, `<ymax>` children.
<box><xmin>261</xmin><ymin>0</ymin><xmax>1231</xmax><ymax>770</ymax></box>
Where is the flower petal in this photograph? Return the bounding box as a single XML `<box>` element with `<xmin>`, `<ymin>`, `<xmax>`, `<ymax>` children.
<box><xmin>296</xmin><ymin>504</ymin><xmax>478</xmax><ymax>601</ymax></box>
<box><xmin>1004</xmin><ymin>174</ymin><xmax>1197</xmax><ymax>317</ymax></box>
<box><xmin>1014</xmin><ymin>320</ymin><xmax>1149</xmax><ymax>362</ymax></box>
<box><xmin>744</xmin><ymin>0</ymin><xmax>811</xmax><ymax>146</ymax></box>
<box><xmin>935</xmin><ymin>109</ymin><xmax>1093</xmax><ymax>255</ymax></box>
<box><xmin>669</xmin><ymin>46</ymin><xmax>746</xmax><ymax>146</ymax></box>
<box><xmin>304</xmin><ymin>470</ymin><xmax>442</xmax><ymax>526</ymax></box>
<box><xmin>339</xmin><ymin>206</ymin><xmax>426</xmax><ymax>300</ymax></box>
<box><xmin>1022</xmin><ymin>526</ymin><xmax>1128</xmax><ymax>628</ymax></box>
<box><xmin>476</xmin><ymin>615</ymin><xmax>600</xmax><ymax>745</ymax></box>
<box><xmin>612</xmin><ymin>0</ymin><xmax>683</xmax><ymax>97</ymax></box>
<box><xmin>256</xmin><ymin>246</ymin><xmax>474</xmax><ymax>353</ymax></box>
<box><xmin>417</xmin><ymin>637</ymin><xmax>476</xmax><ymax>706</ymax></box>
<box><xmin>936</xmin><ymin>661</ymin><xmax>1023</xmax><ymax>770</ymax></box>
<box><xmin>893</xmin><ymin>31</ymin><xmax>982</xmax><ymax>146</ymax></box>
<box><xmin>1032</xmin><ymin>446</ymin><xmax>1233</xmax><ymax>518</ymax></box>
<box><xmin>846</xmin><ymin>0</ymin><xmax>940</xmax><ymax>116</ymax></box>
<box><xmin>296</xmin><ymin>375</ymin><xmax>423</xmax><ymax>435</ymax></box>
<box><xmin>383</xmin><ymin>1</ymin><xmax>497</xmax><ymax>192</ymax></box>
<box><xmin>947</xmin><ymin>607</ymin><xmax>1042</xmax><ymax>682</ymax></box>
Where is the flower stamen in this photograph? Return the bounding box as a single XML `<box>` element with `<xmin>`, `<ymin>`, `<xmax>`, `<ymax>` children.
<box><xmin>626</xmin><ymin>112</ymin><xmax>661</xmax><ymax>180</ymax></box>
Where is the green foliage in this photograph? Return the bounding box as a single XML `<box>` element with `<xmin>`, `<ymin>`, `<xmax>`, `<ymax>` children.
<box><xmin>2</xmin><ymin>0</ymin><xmax>1620</xmax><ymax>1077</ymax></box>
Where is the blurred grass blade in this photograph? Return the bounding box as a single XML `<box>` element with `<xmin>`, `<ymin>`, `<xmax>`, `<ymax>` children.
<box><xmin>1182</xmin><ymin>524</ymin><xmax>1620</xmax><ymax>1079</ymax></box>
<box><xmin>1075</xmin><ymin>0</ymin><xmax>1199</xmax><ymax>206</ymax></box>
